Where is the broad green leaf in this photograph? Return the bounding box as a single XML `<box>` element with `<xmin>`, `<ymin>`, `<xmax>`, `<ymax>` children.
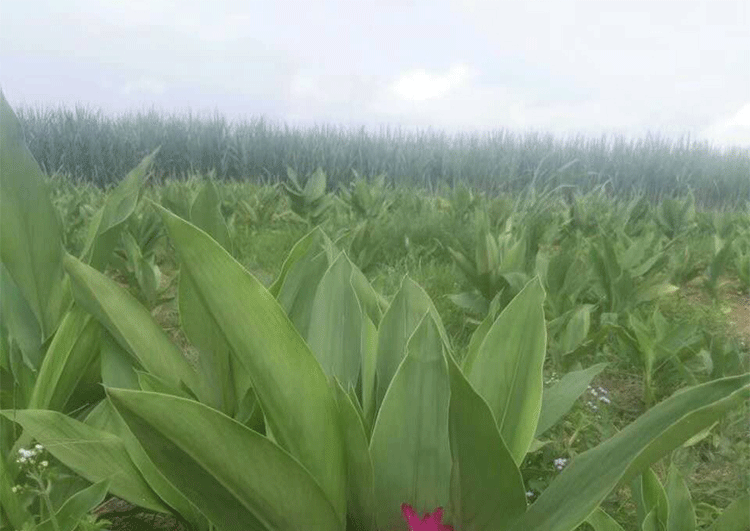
<box><xmin>190</xmin><ymin>179</ymin><xmax>232</xmax><ymax>253</ymax></box>
<box><xmin>179</xmin><ymin>270</ymin><xmax>238</xmax><ymax>415</ymax></box>
<box><xmin>499</xmin><ymin>233</ymin><xmax>526</xmax><ymax>274</ymax></box>
<box><xmin>133</xmin><ymin>255</ymin><xmax>161</xmax><ymax>307</ymax></box>
<box><xmin>9</xmin><ymin>307</ymin><xmax>98</xmax><ymax>457</ymax></box>
<box><xmin>155</xmin><ymin>204</ymin><xmax>346</xmax><ymax>521</ymax></box>
<box><xmin>448</xmin><ymin>291</ymin><xmax>490</xmax><ymax>316</ymax></box>
<box><xmin>535</xmin><ymin>363</ymin><xmax>607</xmax><ymax>437</ymax></box>
<box><xmin>641</xmin><ymin>510</ymin><xmax>660</xmax><ymax>531</ymax></box>
<box><xmin>465</xmin><ymin>277</ymin><xmax>546</xmax><ymax>465</ymax></box>
<box><xmin>0</xmin><ymin>92</ymin><xmax>68</xmax><ymax>340</ymax></box>
<box><xmin>370</xmin><ymin>313</ymin><xmax>452</xmax><ymax>531</ymax></box>
<box><xmin>585</xmin><ymin>508</ymin><xmax>626</xmax><ymax>531</ymax></box>
<box><xmin>636</xmin><ymin>283</ymin><xmax>679</xmax><ymax>305</ymax></box>
<box><xmin>376</xmin><ymin>277</ymin><xmax>451</xmax><ymax>408</ymax></box>
<box><xmin>0</xmin><ymin>409</ymin><xmax>167</xmax><ymax>512</ymax></box>
<box><xmin>0</xmin><ymin>330</ymin><xmax>7</xmax><ymax>374</ymax></box>
<box><xmin>4</xmin><ymin>333</ymin><xmax>38</xmax><ymax>409</ymax></box>
<box><xmin>559</xmin><ymin>305</ymin><xmax>593</xmax><ymax>355</ymax></box>
<box><xmin>508</xmin><ymin>374</ymin><xmax>750</xmax><ymax>531</ymax></box>
<box><xmin>35</xmin><ymin>479</ymin><xmax>110</xmax><ymax>531</ymax></box>
<box><xmin>304</xmin><ymin>167</ymin><xmax>327</xmax><ymax>199</ymax></box>
<box><xmin>80</xmin><ymin>148</ymin><xmax>160</xmax><ymax>271</ymax></box>
<box><xmin>346</xmin><ymin>384</ymin><xmax>367</xmax><ymax>436</ymax></box>
<box><xmin>307</xmin><ymin>253</ymin><xmax>363</xmax><ymax>389</ymax></box>
<box><xmin>707</xmin><ymin>493</ymin><xmax>749</xmax><ymax>531</ymax></box>
<box><xmin>637</xmin><ymin>468</ymin><xmax>668</xmax><ymax>530</ymax></box>
<box><xmin>268</xmin><ymin>227</ymin><xmax>326</xmax><ymax>297</ymax></box>
<box><xmin>665</xmin><ymin>463</ymin><xmax>695</xmax><ymax>531</ymax></box>
<box><xmin>88</xmin><ymin>398</ymin><xmax>209</xmax><ymax>530</ymax></box>
<box><xmin>63</xmin><ymin>253</ymin><xmax>201</xmax><ymax>397</ymax></box>
<box><xmin>273</xmin><ymin>228</ymin><xmax>335</xmax><ymax>338</ymax></box>
<box><xmin>160</xmin><ymin>184</ymin><xmax>194</xmax><ymax>221</ymax></box>
<box><xmin>107</xmin><ymin>388</ymin><xmax>343</xmax><ymax>531</ymax></box>
<box><xmin>476</xmin><ymin>229</ymin><xmax>500</xmax><ymax>277</ymax></box>
<box><xmin>361</xmin><ymin>314</ymin><xmax>378</xmax><ymax>435</ymax></box>
<box><xmin>448</xmin><ymin>246</ymin><xmax>479</xmax><ymax>285</ymax></box>
<box><xmin>136</xmin><ymin>371</ymin><xmax>193</xmax><ymax>399</ymax></box>
<box><xmin>681</xmin><ymin>421</ymin><xmax>717</xmax><ymax>447</ymax></box>
<box><xmin>349</xmin><ymin>265</ymin><xmax>388</xmax><ymax>326</ymax></box>
<box><xmin>0</xmin><ymin>263</ymin><xmax>42</xmax><ymax>369</ymax></box>
<box><xmin>84</xmin><ymin>394</ymin><xmax>123</xmax><ymax>432</ymax></box>
<box><xmin>332</xmin><ymin>380</ymin><xmax>377</xmax><ymax>531</ymax></box>
<box><xmin>27</xmin><ymin>304</ymin><xmax>101</xmax><ymax>411</ymax></box>
<box><xmin>527</xmin><ymin>438</ymin><xmax>550</xmax><ymax>453</ymax></box>
<box><xmin>235</xmin><ymin>386</ymin><xmax>265</xmax><ymax>431</ymax></box>
<box><xmin>447</xmin><ymin>352</ymin><xmax>526</xmax><ymax>531</ymax></box>
<box><xmin>100</xmin><ymin>331</ymin><xmax>140</xmax><ymax>390</ymax></box>
<box><xmin>461</xmin><ymin>291</ymin><xmax>505</xmax><ymax>374</ymax></box>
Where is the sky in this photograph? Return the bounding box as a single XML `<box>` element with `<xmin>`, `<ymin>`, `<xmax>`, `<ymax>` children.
<box><xmin>1</xmin><ymin>0</ymin><xmax>749</xmax><ymax>149</ymax></box>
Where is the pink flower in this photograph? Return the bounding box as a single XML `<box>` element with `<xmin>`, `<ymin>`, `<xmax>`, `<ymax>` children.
<box><xmin>401</xmin><ymin>504</ymin><xmax>454</xmax><ymax>531</ymax></box>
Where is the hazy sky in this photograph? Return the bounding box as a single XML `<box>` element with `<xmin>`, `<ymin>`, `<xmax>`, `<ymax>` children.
<box><xmin>2</xmin><ymin>0</ymin><xmax>749</xmax><ymax>148</ymax></box>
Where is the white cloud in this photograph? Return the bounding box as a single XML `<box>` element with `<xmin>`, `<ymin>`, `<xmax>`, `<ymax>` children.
<box><xmin>700</xmin><ymin>103</ymin><xmax>750</xmax><ymax>148</ymax></box>
<box><xmin>289</xmin><ymin>73</ymin><xmax>317</xmax><ymax>99</ymax></box>
<box><xmin>389</xmin><ymin>64</ymin><xmax>474</xmax><ymax>102</ymax></box>
<box><xmin>121</xmin><ymin>77</ymin><xmax>166</xmax><ymax>96</ymax></box>
<box><xmin>368</xmin><ymin>65</ymin><xmax>648</xmax><ymax>138</ymax></box>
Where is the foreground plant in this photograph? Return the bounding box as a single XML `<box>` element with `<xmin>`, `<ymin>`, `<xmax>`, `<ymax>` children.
<box><xmin>0</xmin><ymin>91</ymin><xmax>204</xmax><ymax>530</ymax></box>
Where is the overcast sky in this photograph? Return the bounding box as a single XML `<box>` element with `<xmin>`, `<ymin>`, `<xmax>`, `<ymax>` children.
<box><xmin>1</xmin><ymin>0</ymin><xmax>749</xmax><ymax>148</ymax></box>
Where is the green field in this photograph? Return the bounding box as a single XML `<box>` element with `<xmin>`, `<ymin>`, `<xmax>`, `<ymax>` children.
<box><xmin>3</xmin><ymin>95</ymin><xmax>750</xmax><ymax>531</ymax></box>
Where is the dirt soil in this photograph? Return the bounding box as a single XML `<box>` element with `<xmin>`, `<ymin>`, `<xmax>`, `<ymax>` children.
<box><xmin>93</xmin><ymin>496</ymin><xmax>189</xmax><ymax>530</ymax></box>
<box><xmin>674</xmin><ymin>278</ymin><xmax>750</xmax><ymax>347</ymax></box>
<box><xmin>726</xmin><ymin>288</ymin><xmax>750</xmax><ymax>346</ymax></box>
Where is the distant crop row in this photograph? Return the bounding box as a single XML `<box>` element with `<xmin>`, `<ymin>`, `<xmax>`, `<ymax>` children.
<box><xmin>14</xmin><ymin>104</ymin><xmax>750</xmax><ymax>208</ymax></box>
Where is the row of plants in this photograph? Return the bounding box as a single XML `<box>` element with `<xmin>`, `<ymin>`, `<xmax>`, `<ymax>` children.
<box><xmin>48</xmin><ymin>162</ymin><xmax>750</xmax><ymax>413</ymax></box>
<box><xmin>13</xmin><ymin>102</ymin><xmax>750</xmax><ymax>207</ymax></box>
<box><xmin>2</xmin><ymin>91</ymin><xmax>749</xmax><ymax>530</ymax></box>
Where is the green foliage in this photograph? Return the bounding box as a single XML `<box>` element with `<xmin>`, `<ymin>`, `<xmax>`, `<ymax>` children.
<box><xmin>656</xmin><ymin>190</ymin><xmax>696</xmax><ymax>240</ymax></box>
<box><xmin>339</xmin><ymin>172</ymin><xmax>394</xmax><ymax>221</ymax></box>
<box><xmin>283</xmin><ymin>166</ymin><xmax>334</xmax><ymax>225</ymax></box>
<box><xmin>231</xmin><ymin>183</ymin><xmax>285</xmax><ymax>232</ymax></box>
<box><xmin>613</xmin><ymin>308</ymin><xmax>706</xmax><ymax>407</ymax></box>
<box><xmin>447</xmin><ymin>211</ymin><xmax>532</xmax><ymax>317</ymax></box>
<box><xmin>705</xmin><ymin>234</ymin><xmax>734</xmax><ymax>299</ymax></box>
<box><xmin>0</xmin><ymin>92</ymin><xmax>70</xmax><ymax>342</ymax></box>
<box><xmin>3</xmin><ymin>94</ymin><xmax>750</xmax><ymax>531</ymax></box>
<box><xmin>587</xmin><ymin>458</ymin><xmax>749</xmax><ymax>531</ymax></box>
<box><xmin>337</xmin><ymin>172</ymin><xmax>397</xmax><ymax>270</ymax></box>
<box><xmin>0</xmin><ymin>94</ymin><xmax>199</xmax><ymax>530</ymax></box>
<box><xmin>589</xmin><ymin>230</ymin><xmax>677</xmax><ymax>316</ymax></box>
<box><xmin>79</xmin><ymin>146</ymin><xmax>160</xmax><ymax>271</ymax></box>
<box><xmin>668</xmin><ymin>245</ymin><xmax>706</xmax><ymax>286</ymax></box>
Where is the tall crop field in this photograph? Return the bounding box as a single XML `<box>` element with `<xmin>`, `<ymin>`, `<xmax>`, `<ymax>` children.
<box><xmin>14</xmin><ymin>104</ymin><xmax>750</xmax><ymax>209</ymax></box>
